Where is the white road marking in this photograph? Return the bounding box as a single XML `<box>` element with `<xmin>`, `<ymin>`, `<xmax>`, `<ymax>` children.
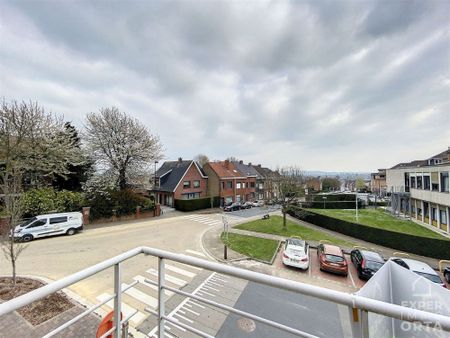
<box><xmin>166</xmin><ymin>264</ymin><xmax>197</xmax><ymax>278</ymax></box>
<box><xmin>146</xmin><ymin>268</ymin><xmax>187</xmax><ymax>287</ymax></box>
<box><xmin>132</xmin><ymin>275</ymin><xmax>174</xmax><ymax>296</ymax></box>
<box><xmin>122</xmin><ymin>283</ymin><xmax>158</xmax><ymax>308</ymax></box>
<box><xmin>187</xmin><ymin>300</ymin><xmax>205</xmax><ymax>309</ymax></box>
<box><xmin>166</xmin><ymin>318</ymin><xmax>187</xmax><ymax>332</ymax></box>
<box><xmin>211</xmin><ymin>276</ymin><xmax>227</xmax><ymax>283</ymax></box>
<box><xmin>185</xmin><ymin>249</ymin><xmax>206</xmax><ymax>257</ymax></box>
<box><xmin>174</xmin><ymin>312</ymin><xmax>194</xmax><ymax>323</ymax></box>
<box><xmin>182</xmin><ymin>306</ymin><xmax>200</xmax><ymax>316</ymax></box>
<box><xmin>207</xmin><ymin>280</ymin><xmax>223</xmax><ymax>287</ymax></box>
<box><xmin>197</xmin><ymin>290</ymin><xmax>215</xmax><ymax>297</ymax></box>
<box><xmin>202</xmin><ymin>285</ymin><xmax>220</xmax><ymax>292</ymax></box>
<box><xmin>348</xmin><ymin>267</ymin><xmax>356</xmax><ymax>288</ymax></box>
<box><xmin>96</xmin><ymin>293</ymin><xmax>146</xmax><ymax>324</ymax></box>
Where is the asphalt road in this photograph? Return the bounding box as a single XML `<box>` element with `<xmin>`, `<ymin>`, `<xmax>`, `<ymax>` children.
<box><xmin>225</xmin><ymin>205</ymin><xmax>281</xmax><ymax>218</ymax></box>
<box><xmin>216</xmin><ymin>281</ymin><xmax>350</xmax><ymax>338</ymax></box>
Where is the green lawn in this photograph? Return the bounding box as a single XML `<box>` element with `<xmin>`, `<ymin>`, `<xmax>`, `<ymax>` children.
<box><xmin>220</xmin><ymin>232</ymin><xmax>279</xmax><ymax>262</ymax></box>
<box><xmin>234</xmin><ymin>215</ymin><xmax>356</xmax><ymax>247</ymax></box>
<box><xmin>310</xmin><ymin>208</ymin><xmax>448</xmax><ymax>240</ymax></box>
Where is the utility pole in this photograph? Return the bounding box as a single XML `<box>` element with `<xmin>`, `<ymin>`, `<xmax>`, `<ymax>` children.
<box><xmin>355</xmin><ymin>193</ymin><xmax>359</xmax><ymax>222</ymax></box>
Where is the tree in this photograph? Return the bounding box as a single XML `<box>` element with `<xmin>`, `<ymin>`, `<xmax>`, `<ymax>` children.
<box><xmin>272</xmin><ymin>167</ymin><xmax>305</xmax><ymax>229</ymax></box>
<box><xmin>85</xmin><ymin>107</ymin><xmax>163</xmax><ymax>190</ymax></box>
<box><xmin>0</xmin><ymin>99</ymin><xmax>84</xmax><ymax>287</ymax></box>
<box><xmin>355</xmin><ymin>177</ymin><xmax>367</xmax><ymax>192</ymax></box>
<box><xmin>226</xmin><ymin>156</ymin><xmax>239</xmax><ymax>162</ymax></box>
<box><xmin>321</xmin><ymin>177</ymin><xmax>340</xmax><ymax>192</ymax></box>
<box><xmin>194</xmin><ymin>154</ymin><xmax>209</xmax><ymax>167</ymax></box>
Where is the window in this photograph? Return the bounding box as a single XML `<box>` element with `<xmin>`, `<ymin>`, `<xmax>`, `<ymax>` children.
<box><xmin>221</xmin><ymin>182</ymin><xmax>225</xmax><ymax>189</ymax></box>
<box><xmin>440</xmin><ymin>210</ymin><xmax>447</xmax><ymax>224</ymax></box>
<box><xmin>441</xmin><ymin>172</ymin><xmax>449</xmax><ymax>192</ymax></box>
<box><xmin>28</xmin><ymin>219</ymin><xmax>47</xmax><ymax>228</ymax></box>
<box><xmin>50</xmin><ymin>216</ymin><xmax>67</xmax><ymax>224</ymax></box>
<box><xmin>226</xmin><ymin>181</ymin><xmax>233</xmax><ymax>189</ymax></box>
<box><xmin>193</xmin><ymin>180</ymin><xmax>200</xmax><ymax>188</ymax></box>
<box><xmin>411</xmin><ymin>177</ymin><xmax>416</xmax><ymax>188</ymax></box>
<box><xmin>236</xmin><ymin>195</ymin><xmax>241</xmax><ymax>202</ymax></box>
<box><xmin>182</xmin><ymin>192</ymin><xmax>200</xmax><ymax>199</ymax></box>
<box><xmin>236</xmin><ymin>182</ymin><xmax>242</xmax><ymax>189</ymax></box>
<box><xmin>250</xmin><ymin>182</ymin><xmax>255</xmax><ymax>188</ymax></box>
<box><xmin>258</xmin><ymin>183</ymin><xmax>263</xmax><ymax>189</ymax></box>
<box><xmin>416</xmin><ymin>176</ymin><xmax>422</xmax><ymax>189</ymax></box>
<box><xmin>432</xmin><ymin>208</ymin><xmax>437</xmax><ymax>221</ymax></box>
<box><xmin>183</xmin><ymin>181</ymin><xmax>190</xmax><ymax>188</ymax></box>
<box><xmin>424</xmin><ymin>176</ymin><xmax>430</xmax><ymax>190</ymax></box>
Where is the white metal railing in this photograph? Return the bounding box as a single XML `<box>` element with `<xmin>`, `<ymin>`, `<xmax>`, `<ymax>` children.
<box><xmin>0</xmin><ymin>246</ymin><xmax>449</xmax><ymax>338</ymax></box>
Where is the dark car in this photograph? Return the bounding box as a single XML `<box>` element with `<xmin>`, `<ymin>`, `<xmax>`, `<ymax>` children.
<box><xmin>443</xmin><ymin>266</ymin><xmax>450</xmax><ymax>284</ymax></box>
<box><xmin>317</xmin><ymin>244</ymin><xmax>348</xmax><ymax>276</ymax></box>
<box><xmin>350</xmin><ymin>249</ymin><xmax>384</xmax><ymax>280</ymax></box>
<box><xmin>224</xmin><ymin>203</ymin><xmax>240</xmax><ymax>212</ymax></box>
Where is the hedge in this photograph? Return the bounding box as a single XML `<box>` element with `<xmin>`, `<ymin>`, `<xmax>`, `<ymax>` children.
<box><xmin>288</xmin><ymin>207</ymin><xmax>450</xmax><ymax>259</ymax></box>
<box><xmin>304</xmin><ymin>194</ymin><xmax>364</xmax><ymax>209</ymax></box>
<box><xmin>175</xmin><ymin>196</ymin><xmax>220</xmax><ymax>212</ymax></box>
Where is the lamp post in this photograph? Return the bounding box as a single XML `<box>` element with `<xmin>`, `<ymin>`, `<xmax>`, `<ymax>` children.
<box><xmin>355</xmin><ymin>193</ymin><xmax>359</xmax><ymax>222</ymax></box>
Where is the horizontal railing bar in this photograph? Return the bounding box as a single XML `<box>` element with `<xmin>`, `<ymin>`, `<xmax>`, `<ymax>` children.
<box><xmin>0</xmin><ymin>247</ymin><xmax>143</xmax><ymax>317</ymax></box>
<box><xmin>43</xmin><ymin>293</ymin><xmax>116</xmax><ymax>338</ymax></box>
<box><xmin>141</xmin><ymin>247</ymin><xmax>450</xmax><ymax>331</ymax></box>
<box><xmin>163</xmin><ymin>284</ymin><xmax>318</xmax><ymax>338</ymax></box>
<box><xmin>99</xmin><ymin>325</ymin><xmax>116</xmax><ymax>338</ymax></box>
<box><xmin>163</xmin><ymin>315</ymin><xmax>214</xmax><ymax>338</ymax></box>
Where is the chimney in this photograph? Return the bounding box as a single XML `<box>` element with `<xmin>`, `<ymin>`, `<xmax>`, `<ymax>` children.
<box><xmin>258</xmin><ymin>164</ymin><xmax>261</xmax><ymax>167</ymax></box>
<box><xmin>248</xmin><ymin>162</ymin><xmax>252</xmax><ymax>166</ymax></box>
<box><xmin>224</xmin><ymin>160</ymin><xmax>230</xmax><ymax>169</ymax></box>
<box><xmin>178</xmin><ymin>157</ymin><xmax>182</xmax><ymax>163</ymax></box>
<box><xmin>239</xmin><ymin>160</ymin><xmax>243</xmax><ymax>164</ymax></box>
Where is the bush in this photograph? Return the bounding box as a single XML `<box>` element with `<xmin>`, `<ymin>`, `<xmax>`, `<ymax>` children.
<box><xmin>111</xmin><ymin>189</ymin><xmax>146</xmax><ymax>216</ymax></box>
<box><xmin>288</xmin><ymin>207</ymin><xmax>450</xmax><ymax>259</ymax></box>
<box><xmin>304</xmin><ymin>194</ymin><xmax>364</xmax><ymax>209</ymax></box>
<box><xmin>175</xmin><ymin>196</ymin><xmax>220</xmax><ymax>212</ymax></box>
<box><xmin>20</xmin><ymin>188</ymin><xmax>85</xmax><ymax>218</ymax></box>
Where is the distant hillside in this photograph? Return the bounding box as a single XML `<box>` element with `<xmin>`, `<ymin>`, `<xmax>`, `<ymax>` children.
<box><xmin>304</xmin><ymin>171</ymin><xmax>371</xmax><ymax>180</ymax></box>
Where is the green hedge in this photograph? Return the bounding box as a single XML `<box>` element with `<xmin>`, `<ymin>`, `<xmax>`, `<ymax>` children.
<box><xmin>288</xmin><ymin>207</ymin><xmax>450</xmax><ymax>259</ymax></box>
<box><xmin>305</xmin><ymin>194</ymin><xmax>364</xmax><ymax>209</ymax></box>
<box><xmin>175</xmin><ymin>196</ymin><xmax>220</xmax><ymax>212</ymax></box>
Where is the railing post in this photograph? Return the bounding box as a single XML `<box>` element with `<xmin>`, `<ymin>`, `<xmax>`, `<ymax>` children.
<box><xmin>361</xmin><ymin>309</ymin><xmax>369</xmax><ymax>338</ymax></box>
<box><xmin>114</xmin><ymin>263</ymin><xmax>122</xmax><ymax>338</ymax></box>
<box><xmin>158</xmin><ymin>257</ymin><xmax>165</xmax><ymax>338</ymax></box>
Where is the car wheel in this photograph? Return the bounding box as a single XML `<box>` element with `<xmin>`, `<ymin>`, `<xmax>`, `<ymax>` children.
<box><xmin>22</xmin><ymin>234</ymin><xmax>33</xmax><ymax>242</ymax></box>
<box><xmin>66</xmin><ymin>228</ymin><xmax>76</xmax><ymax>236</ymax></box>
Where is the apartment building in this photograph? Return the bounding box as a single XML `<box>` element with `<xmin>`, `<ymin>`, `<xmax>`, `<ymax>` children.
<box><xmin>386</xmin><ymin>148</ymin><xmax>450</xmax><ymax>234</ymax></box>
<box><xmin>370</xmin><ymin>169</ymin><xmax>387</xmax><ymax>195</ymax></box>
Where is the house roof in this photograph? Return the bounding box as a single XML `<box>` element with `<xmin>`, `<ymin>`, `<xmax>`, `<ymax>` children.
<box><xmin>253</xmin><ymin>165</ymin><xmax>280</xmax><ymax>178</ymax></box>
<box><xmin>390</xmin><ymin>148</ymin><xmax>449</xmax><ymax>169</ymax></box>
<box><xmin>206</xmin><ymin>161</ymin><xmax>246</xmax><ymax>179</ymax></box>
<box><xmin>154</xmin><ymin>160</ymin><xmax>206</xmax><ymax>192</ymax></box>
<box><xmin>232</xmin><ymin>161</ymin><xmax>262</xmax><ymax>179</ymax></box>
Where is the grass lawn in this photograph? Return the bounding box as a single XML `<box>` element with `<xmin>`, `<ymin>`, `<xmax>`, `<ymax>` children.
<box><xmin>310</xmin><ymin>208</ymin><xmax>448</xmax><ymax>240</ymax></box>
<box><xmin>234</xmin><ymin>215</ymin><xmax>356</xmax><ymax>247</ymax></box>
<box><xmin>220</xmin><ymin>232</ymin><xmax>279</xmax><ymax>262</ymax></box>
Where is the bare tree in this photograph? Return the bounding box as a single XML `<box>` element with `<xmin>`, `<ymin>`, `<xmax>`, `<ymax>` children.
<box><xmin>0</xmin><ymin>99</ymin><xmax>84</xmax><ymax>287</ymax></box>
<box><xmin>84</xmin><ymin>107</ymin><xmax>163</xmax><ymax>190</ymax></box>
<box><xmin>272</xmin><ymin>167</ymin><xmax>305</xmax><ymax>229</ymax></box>
<box><xmin>194</xmin><ymin>154</ymin><xmax>209</xmax><ymax>167</ymax></box>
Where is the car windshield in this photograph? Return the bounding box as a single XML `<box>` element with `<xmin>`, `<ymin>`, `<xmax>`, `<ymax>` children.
<box><xmin>366</xmin><ymin>260</ymin><xmax>383</xmax><ymax>270</ymax></box>
<box><xmin>414</xmin><ymin>271</ymin><xmax>442</xmax><ymax>284</ymax></box>
<box><xmin>20</xmin><ymin>217</ymin><xmax>36</xmax><ymax>227</ymax></box>
<box><xmin>325</xmin><ymin>254</ymin><xmax>344</xmax><ymax>263</ymax></box>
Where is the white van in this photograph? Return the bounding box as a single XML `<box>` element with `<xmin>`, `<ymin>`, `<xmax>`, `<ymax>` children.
<box><xmin>13</xmin><ymin>212</ymin><xmax>84</xmax><ymax>242</ymax></box>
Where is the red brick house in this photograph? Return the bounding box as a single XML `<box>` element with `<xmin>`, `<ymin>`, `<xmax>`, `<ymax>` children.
<box><xmin>203</xmin><ymin>160</ymin><xmax>256</xmax><ymax>206</ymax></box>
<box><xmin>150</xmin><ymin>158</ymin><xmax>208</xmax><ymax>207</ymax></box>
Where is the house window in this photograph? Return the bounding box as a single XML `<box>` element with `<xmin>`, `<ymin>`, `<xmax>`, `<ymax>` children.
<box><xmin>183</xmin><ymin>181</ymin><xmax>191</xmax><ymax>188</ymax></box>
<box><xmin>193</xmin><ymin>180</ymin><xmax>200</xmax><ymax>188</ymax></box>
<box><xmin>411</xmin><ymin>177</ymin><xmax>416</xmax><ymax>188</ymax></box>
<box><xmin>221</xmin><ymin>182</ymin><xmax>225</xmax><ymax>189</ymax></box>
<box><xmin>236</xmin><ymin>195</ymin><xmax>241</xmax><ymax>202</ymax></box>
<box><xmin>424</xmin><ymin>176</ymin><xmax>430</xmax><ymax>190</ymax></box>
<box><xmin>441</xmin><ymin>172</ymin><xmax>449</xmax><ymax>192</ymax></box>
<box><xmin>440</xmin><ymin>210</ymin><xmax>447</xmax><ymax>224</ymax></box>
<box><xmin>236</xmin><ymin>182</ymin><xmax>242</xmax><ymax>189</ymax></box>
<box><xmin>182</xmin><ymin>192</ymin><xmax>200</xmax><ymax>199</ymax></box>
<box><xmin>416</xmin><ymin>176</ymin><xmax>422</xmax><ymax>189</ymax></box>
<box><xmin>250</xmin><ymin>182</ymin><xmax>255</xmax><ymax>188</ymax></box>
<box><xmin>258</xmin><ymin>183</ymin><xmax>263</xmax><ymax>189</ymax></box>
<box><xmin>432</xmin><ymin>208</ymin><xmax>437</xmax><ymax>221</ymax></box>
<box><xmin>227</xmin><ymin>181</ymin><xmax>233</xmax><ymax>189</ymax></box>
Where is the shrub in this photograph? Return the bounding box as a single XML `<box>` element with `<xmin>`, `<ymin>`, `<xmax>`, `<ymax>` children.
<box><xmin>174</xmin><ymin>196</ymin><xmax>220</xmax><ymax>212</ymax></box>
<box><xmin>288</xmin><ymin>207</ymin><xmax>450</xmax><ymax>259</ymax></box>
<box><xmin>111</xmin><ymin>189</ymin><xmax>146</xmax><ymax>216</ymax></box>
<box><xmin>55</xmin><ymin>190</ymin><xmax>85</xmax><ymax>212</ymax></box>
<box><xmin>304</xmin><ymin>194</ymin><xmax>364</xmax><ymax>209</ymax></box>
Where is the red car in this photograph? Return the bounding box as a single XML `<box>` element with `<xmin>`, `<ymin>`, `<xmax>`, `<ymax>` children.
<box><xmin>317</xmin><ymin>244</ymin><xmax>348</xmax><ymax>276</ymax></box>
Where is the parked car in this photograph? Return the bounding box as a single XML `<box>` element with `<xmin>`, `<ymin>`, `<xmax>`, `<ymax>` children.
<box><xmin>317</xmin><ymin>244</ymin><xmax>348</xmax><ymax>276</ymax></box>
<box><xmin>282</xmin><ymin>238</ymin><xmax>310</xmax><ymax>270</ymax></box>
<box><xmin>13</xmin><ymin>212</ymin><xmax>83</xmax><ymax>242</ymax></box>
<box><xmin>350</xmin><ymin>249</ymin><xmax>384</xmax><ymax>280</ymax></box>
<box><xmin>240</xmin><ymin>201</ymin><xmax>253</xmax><ymax>209</ymax></box>
<box><xmin>224</xmin><ymin>203</ymin><xmax>240</xmax><ymax>212</ymax></box>
<box><xmin>444</xmin><ymin>267</ymin><xmax>450</xmax><ymax>284</ymax></box>
<box><xmin>390</xmin><ymin>257</ymin><xmax>446</xmax><ymax>287</ymax></box>
<box><xmin>252</xmin><ymin>200</ymin><xmax>263</xmax><ymax>207</ymax></box>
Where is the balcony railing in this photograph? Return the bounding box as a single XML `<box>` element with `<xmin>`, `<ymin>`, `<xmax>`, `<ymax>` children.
<box><xmin>0</xmin><ymin>246</ymin><xmax>449</xmax><ymax>338</ymax></box>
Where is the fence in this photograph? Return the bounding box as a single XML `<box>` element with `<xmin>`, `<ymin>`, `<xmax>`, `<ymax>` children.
<box><xmin>0</xmin><ymin>246</ymin><xmax>449</xmax><ymax>338</ymax></box>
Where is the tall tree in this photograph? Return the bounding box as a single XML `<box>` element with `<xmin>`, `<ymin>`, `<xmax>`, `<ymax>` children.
<box><xmin>321</xmin><ymin>177</ymin><xmax>340</xmax><ymax>192</ymax></box>
<box><xmin>194</xmin><ymin>154</ymin><xmax>209</xmax><ymax>167</ymax></box>
<box><xmin>0</xmin><ymin>99</ymin><xmax>84</xmax><ymax>287</ymax></box>
<box><xmin>84</xmin><ymin>107</ymin><xmax>163</xmax><ymax>190</ymax></box>
<box><xmin>273</xmin><ymin>167</ymin><xmax>305</xmax><ymax>229</ymax></box>
<box><xmin>355</xmin><ymin>177</ymin><xmax>366</xmax><ymax>192</ymax></box>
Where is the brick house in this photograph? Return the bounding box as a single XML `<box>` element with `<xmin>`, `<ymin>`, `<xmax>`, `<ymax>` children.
<box><xmin>253</xmin><ymin>164</ymin><xmax>280</xmax><ymax>201</ymax></box>
<box><xmin>150</xmin><ymin>158</ymin><xmax>208</xmax><ymax>207</ymax></box>
<box><xmin>203</xmin><ymin>160</ymin><xmax>256</xmax><ymax>206</ymax></box>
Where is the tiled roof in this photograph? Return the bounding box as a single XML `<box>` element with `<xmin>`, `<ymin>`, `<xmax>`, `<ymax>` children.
<box><xmin>206</xmin><ymin>161</ymin><xmax>246</xmax><ymax>179</ymax></box>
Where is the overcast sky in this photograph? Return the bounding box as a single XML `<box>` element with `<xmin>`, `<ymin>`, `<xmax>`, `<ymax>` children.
<box><xmin>1</xmin><ymin>0</ymin><xmax>449</xmax><ymax>172</ymax></box>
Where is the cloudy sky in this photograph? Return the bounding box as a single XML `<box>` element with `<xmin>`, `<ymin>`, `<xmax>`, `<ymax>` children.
<box><xmin>1</xmin><ymin>0</ymin><xmax>449</xmax><ymax>172</ymax></box>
